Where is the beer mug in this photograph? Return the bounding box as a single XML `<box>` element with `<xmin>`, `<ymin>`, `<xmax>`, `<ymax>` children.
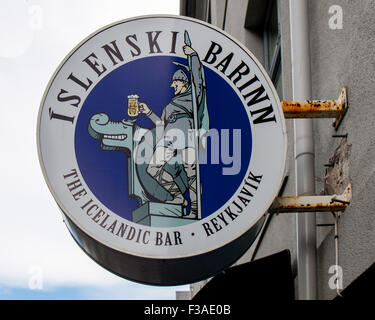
<box><xmin>127</xmin><ymin>94</ymin><xmax>139</xmax><ymax>117</ymax></box>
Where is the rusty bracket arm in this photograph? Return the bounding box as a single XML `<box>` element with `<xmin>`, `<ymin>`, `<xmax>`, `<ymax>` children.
<box><xmin>281</xmin><ymin>87</ymin><xmax>348</xmax><ymax>130</ymax></box>
<box><xmin>269</xmin><ymin>184</ymin><xmax>352</xmax><ymax>214</ymax></box>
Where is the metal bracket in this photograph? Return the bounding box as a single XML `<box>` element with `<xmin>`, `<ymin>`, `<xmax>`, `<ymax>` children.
<box><xmin>281</xmin><ymin>87</ymin><xmax>348</xmax><ymax>130</ymax></box>
<box><xmin>269</xmin><ymin>184</ymin><xmax>352</xmax><ymax>214</ymax></box>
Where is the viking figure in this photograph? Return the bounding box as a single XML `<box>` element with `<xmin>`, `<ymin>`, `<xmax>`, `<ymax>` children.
<box><xmin>139</xmin><ymin>44</ymin><xmax>209</xmax><ymax>219</ymax></box>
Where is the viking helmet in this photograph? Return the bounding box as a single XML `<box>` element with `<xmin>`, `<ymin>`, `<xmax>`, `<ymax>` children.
<box><xmin>172</xmin><ymin>69</ymin><xmax>188</xmax><ymax>83</ymax></box>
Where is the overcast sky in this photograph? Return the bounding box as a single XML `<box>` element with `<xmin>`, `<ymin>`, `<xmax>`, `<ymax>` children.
<box><xmin>0</xmin><ymin>0</ymin><xmax>189</xmax><ymax>300</ymax></box>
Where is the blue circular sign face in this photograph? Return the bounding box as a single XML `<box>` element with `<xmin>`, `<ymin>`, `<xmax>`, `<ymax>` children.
<box><xmin>75</xmin><ymin>55</ymin><xmax>252</xmax><ymax>223</ymax></box>
<box><xmin>38</xmin><ymin>16</ymin><xmax>286</xmax><ymax>285</ymax></box>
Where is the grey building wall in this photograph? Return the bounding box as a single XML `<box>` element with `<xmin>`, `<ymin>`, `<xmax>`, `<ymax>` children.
<box><xmin>181</xmin><ymin>0</ymin><xmax>375</xmax><ymax>300</ymax></box>
<box><xmin>176</xmin><ymin>290</ymin><xmax>192</xmax><ymax>300</ymax></box>
<box><xmin>309</xmin><ymin>0</ymin><xmax>375</xmax><ymax>299</ymax></box>
<box><xmin>223</xmin><ymin>0</ymin><xmax>298</xmax><ymax>295</ymax></box>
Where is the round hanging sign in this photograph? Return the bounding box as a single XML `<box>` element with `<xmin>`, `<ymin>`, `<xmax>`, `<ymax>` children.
<box><xmin>37</xmin><ymin>15</ymin><xmax>287</xmax><ymax>285</ymax></box>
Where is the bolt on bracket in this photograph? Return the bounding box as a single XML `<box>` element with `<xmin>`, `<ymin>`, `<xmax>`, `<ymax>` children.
<box><xmin>281</xmin><ymin>87</ymin><xmax>348</xmax><ymax>130</ymax></box>
<box><xmin>269</xmin><ymin>184</ymin><xmax>352</xmax><ymax>214</ymax></box>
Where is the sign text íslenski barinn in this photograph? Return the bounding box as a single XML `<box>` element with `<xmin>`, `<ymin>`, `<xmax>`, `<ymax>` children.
<box><xmin>38</xmin><ymin>16</ymin><xmax>286</xmax><ymax>285</ymax></box>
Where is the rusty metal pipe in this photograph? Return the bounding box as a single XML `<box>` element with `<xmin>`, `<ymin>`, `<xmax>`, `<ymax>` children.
<box><xmin>281</xmin><ymin>87</ymin><xmax>348</xmax><ymax>131</ymax></box>
<box><xmin>282</xmin><ymin>100</ymin><xmax>342</xmax><ymax>118</ymax></box>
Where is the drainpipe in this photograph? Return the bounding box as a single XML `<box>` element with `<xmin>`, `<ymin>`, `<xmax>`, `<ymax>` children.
<box><xmin>289</xmin><ymin>0</ymin><xmax>317</xmax><ymax>300</ymax></box>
